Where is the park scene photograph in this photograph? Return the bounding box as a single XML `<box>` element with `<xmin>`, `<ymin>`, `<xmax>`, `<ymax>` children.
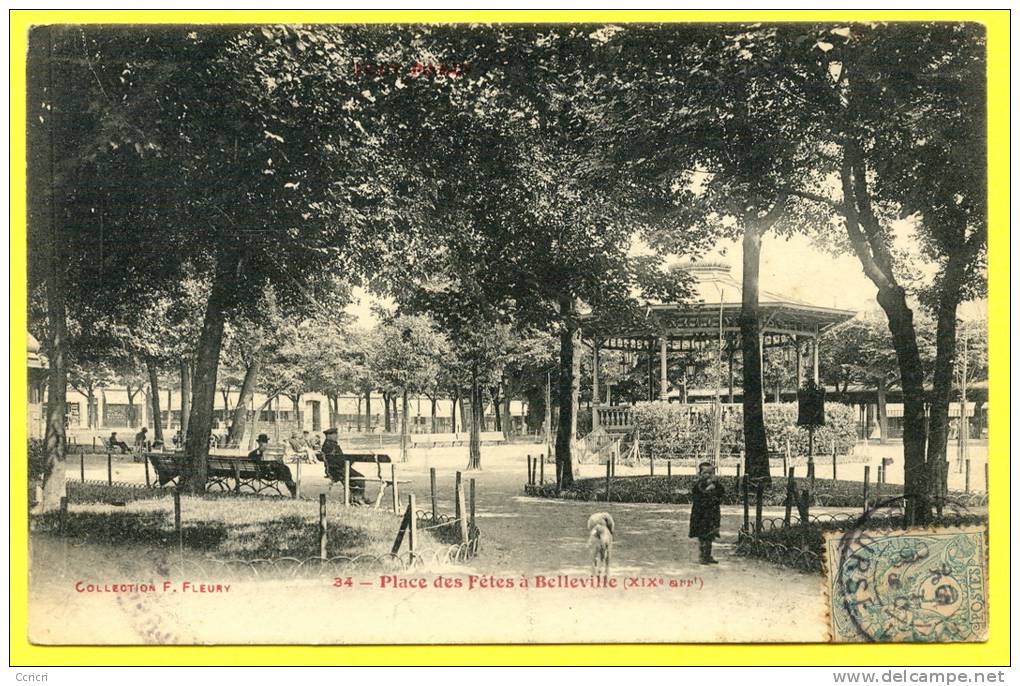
<box><xmin>23</xmin><ymin>20</ymin><xmax>990</xmax><ymax>645</ymax></box>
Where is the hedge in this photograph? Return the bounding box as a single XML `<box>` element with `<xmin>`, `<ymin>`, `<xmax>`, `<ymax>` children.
<box><xmin>735</xmin><ymin>512</ymin><xmax>989</xmax><ymax>574</ymax></box>
<box><xmin>631</xmin><ymin>401</ymin><xmax>858</xmax><ymax>461</ymax></box>
<box><xmin>526</xmin><ymin>474</ymin><xmax>988</xmax><ymax>509</ymax></box>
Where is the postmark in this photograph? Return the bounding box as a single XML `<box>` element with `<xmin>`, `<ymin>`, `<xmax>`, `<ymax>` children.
<box><xmin>824</xmin><ymin>507</ymin><xmax>987</xmax><ymax>643</ymax></box>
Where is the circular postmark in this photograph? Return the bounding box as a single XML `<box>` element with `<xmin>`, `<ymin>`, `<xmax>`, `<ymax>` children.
<box><xmin>829</xmin><ymin>496</ymin><xmax>987</xmax><ymax>643</ymax></box>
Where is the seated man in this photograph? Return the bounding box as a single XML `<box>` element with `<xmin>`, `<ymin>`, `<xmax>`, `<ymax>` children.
<box><xmin>320</xmin><ymin>427</ymin><xmax>369</xmax><ymax>504</ymax></box>
<box><xmin>248</xmin><ymin>433</ymin><xmax>271</xmax><ymax>461</ymax></box>
<box><xmin>108</xmin><ymin>432</ymin><xmax>131</xmax><ymax>454</ymax></box>
<box><xmin>285</xmin><ymin>431</ymin><xmax>316</xmax><ymax>463</ymax></box>
<box><xmin>134</xmin><ymin>427</ymin><xmax>149</xmax><ymax>452</ymax></box>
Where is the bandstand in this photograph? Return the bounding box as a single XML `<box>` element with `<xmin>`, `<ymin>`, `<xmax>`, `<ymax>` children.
<box><xmin>584</xmin><ymin>262</ymin><xmax>856</xmax><ymax>433</ymax></box>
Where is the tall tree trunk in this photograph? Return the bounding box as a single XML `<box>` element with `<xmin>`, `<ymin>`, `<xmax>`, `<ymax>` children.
<box><xmin>227</xmin><ymin>358</ymin><xmax>261</xmax><ymax>445</ymax></box>
<box><xmin>364</xmin><ymin>389</ymin><xmax>372</xmax><ymax>431</ymax></box>
<box><xmin>183</xmin><ymin>253</ymin><xmax>239</xmax><ymax>494</ymax></box>
<box><xmin>492</xmin><ymin>386</ymin><xmax>502</xmax><ymax>433</ymax></box>
<box><xmin>126</xmin><ymin>384</ymin><xmax>136</xmax><ymax>428</ymax></box>
<box><xmin>555</xmin><ymin>299</ymin><xmax>580</xmax><ymax>488</ymax></box>
<box><xmin>383</xmin><ymin>391</ymin><xmax>391</xmax><ymax>432</ymax></box>
<box><xmin>840</xmin><ymin>146</ymin><xmax>931</xmax><ymax>523</ymax></box>
<box><xmin>460</xmin><ymin>396</ymin><xmax>470</xmax><ymax>437</ymax></box>
<box><xmin>467</xmin><ymin>365</ymin><xmax>482</xmax><ymax>470</ymax></box>
<box><xmin>501</xmin><ymin>388</ymin><xmax>512</xmax><ymax>437</ymax></box>
<box><xmin>39</xmin><ymin>237</ymin><xmax>68</xmax><ymax>511</ymax></box>
<box><xmin>33</xmin><ymin>26</ymin><xmax>67</xmax><ymax>511</ymax></box>
<box><xmin>86</xmin><ymin>387</ymin><xmax>95</xmax><ymax>429</ymax></box>
<box><xmin>430</xmin><ymin>395</ymin><xmax>438</xmax><ymax>433</ymax></box>
<box><xmin>876</xmin><ymin>377</ymin><xmax>889</xmax><ymax>443</ymax></box>
<box><xmin>400</xmin><ymin>389</ymin><xmax>410</xmax><ymax>463</ymax></box>
<box><xmin>451</xmin><ymin>391</ymin><xmax>459</xmax><ymax>433</ymax></box>
<box><xmin>876</xmin><ymin>285</ymin><xmax>929</xmax><ymax>523</ymax></box>
<box><xmin>740</xmin><ymin>224</ymin><xmax>771</xmax><ymax>486</ymax></box>
<box><xmin>146</xmin><ymin>358</ymin><xmax>163</xmax><ymax>442</ymax></box>
<box><xmin>925</xmin><ymin>256</ymin><xmax>971</xmax><ymax>498</ymax></box>
<box><xmin>180</xmin><ymin>359</ymin><xmax>192</xmax><ymax>442</ymax></box>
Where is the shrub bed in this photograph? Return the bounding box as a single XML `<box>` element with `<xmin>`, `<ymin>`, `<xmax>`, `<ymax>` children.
<box><xmin>32</xmin><ymin>493</ymin><xmax>435</xmax><ymax>560</ymax></box>
<box><xmin>735</xmin><ymin>512</ymin><xmax>989</xmax><ymax>574</ymax></box>
<box><xmin>527</xmin><ymin>474</ymin><xmax>986</xmax><ymax>509</ymax></box>
<box><xmin>632</xmin><ymin>402</ymin><xmax>858</xmax><ymax>460</ymax></box>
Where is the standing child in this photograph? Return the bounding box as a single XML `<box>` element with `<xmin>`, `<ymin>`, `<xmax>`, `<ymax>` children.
<box><xmin>689</xmin><ymin>461</ymin><xmax>725</xmax><ymax>565</ymax></box>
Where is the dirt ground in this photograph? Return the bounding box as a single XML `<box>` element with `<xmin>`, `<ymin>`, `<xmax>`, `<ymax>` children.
<box><xmin>31</xmin><ymin>444</ymin><xmax>847</xmax><ymax>644</ymax></box>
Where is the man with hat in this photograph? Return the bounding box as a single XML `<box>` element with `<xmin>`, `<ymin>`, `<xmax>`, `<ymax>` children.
<box><xmin>248</xmin><ymin>434</ymin><xmax>272</xmax><ymax>461</ymax></box>
<box><xmin>321</xmin><ymin>427</ymin><xmax>368</xmax><ymax>503</ymax></box>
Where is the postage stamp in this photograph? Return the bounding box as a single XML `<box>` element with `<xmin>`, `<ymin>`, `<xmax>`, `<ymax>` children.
<box><xmin>824</xmin><ymin>526</ymin><xmax>988</xmax><ymax>643</ymax></box>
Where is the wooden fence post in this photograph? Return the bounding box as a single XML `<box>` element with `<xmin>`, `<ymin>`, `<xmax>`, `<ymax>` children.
<box><xmin>784</xmin><ymin>467</ymin><xmax>795</xmax><ymax>527</ymax></box>
<box><xmin>173</xmin><ymin>489</ymin><xmax>183</xmax><ymax>554</ymax></box>
<box><xmin>667</xmin><ymin>460</ymin><xmax>672</xmax><ymax>481</ymax></box>
<box><xmin>875</xmin><ymin>465</ymin><xmax>882</xmax><ymax>506</ymax></box>
<box><xmin>754</xmin><ymin>484</ymin><xmax>764</xmax><ymax>533</ymax></box>
<box><xmin>964</xmin><ymin>459</ymin><xmax>970</xmax><ymax>494</ymax></box>
<box><xmin>143</xmin><ymin>454</ymin><xmax>151</xmax><ymax>488</ymax></box>
<box><xmin>984</xmin><ymin>462</ymin><xmax>989</xmax><ymax>495</ymax></box>
<box><xmin>295</xmin><ymin>459</ymin><xmax>302</xmax><ymax>499</ymax></box>
<box><xmin>539</xmin><ymin>455</ymin><xmax>544</xmax><ymax>485</ymax></box>
<box><xmin>319</xmin><ymin>493</ymin><xmax>328</xmax><ymax>560</ymax></box>
<box><xmin>797</xmin><ymin>488</ymin><xmax>811</xmax><ymax>522</ymax></box>
<box><xmin>80</xmin><ymin>450</ymin><xmax>85</xmax><ymax>483</ymax></box>
<box><xmin>469</xmin><ymin>478</ymin><xmax>476</xmax><ymax>532</ymax></box>
<box><xmin>610</xmin><ymin>454</ymin><xmax>616</xmax><ymax>477</ymax></box>
<box><xmin>531</xmin><ymin>457</ymin><xmax>538</xmax><ymax>486</ymax></box>
<box><xmin>389</xmin><ymin>463</ymin><xmax>399</xmax><ymax>514</ymax></box>
<box><xmin>430</xmin><ymin>467</ymin><xmax>438</xmax><ymax>518</ymax></box>
<box><xmin>455</xmin><ymin>482</ymin><xmax>468</xmax><ymax>544</ymax></box>
<box><xmin>526</xmin><ymin>455</ymin><xmax>532</xmax><ymax>485</ymax></box>
<box><xmin>343</xmin><ymin>460</ymin><xmax>351</xmax><ymax>507</ymax></box>
<box><xmin>390</xmin><ymin>501</ymin><xmax>413</xmax><ymax>556</ymax></box>
<box><xmin>862</xmin><ymin>466</ymin><xmax>870</xmax><ymax>515</ymax></box>
<box><xmin>407</xmin><ymin>494</ymin><xmax>418</xmax><ymax>562</ymax></box>
<box><xmin>649</xmin><ymin>455</ymin><xmax>655</xmax><ymax>476</ymax></box>
<box><xmin>455</xmin><ymin>471</ymin><xmax>463</xmax><ymax>521</ymax></box>
<box><xmin>107</xmin><ymin>452</ymin><xmax>113</xmax><ymax>485</ymax></box>
<box><xmin>741</xmin><ymin>475</ymin><xmax>750</xmax><ymax>533</ymax></box>
<box><xmin>832</xmin><ymin>440</ymin><xmax>838</xmax><ymax>481</ymax></box>
<box><xmin>605</xmin><ymin>461</ymin><xmax>612</xmax><ymax>502</ymax></box>
<box><xmin>736</xmin><ymin>462</ymin><xmax>741</xmax><ymax>482</ymax></box>
<box><xmin>59</xmin><ymin>496</ymin><xmax>68</xmax><ymax>535</ymax></box>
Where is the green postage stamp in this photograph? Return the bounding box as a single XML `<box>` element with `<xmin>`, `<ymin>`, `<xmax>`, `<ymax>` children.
<box><xmin>824</xmin><ymin>526</ymin><xmax>988</xmax><ymax>643</ymax></box>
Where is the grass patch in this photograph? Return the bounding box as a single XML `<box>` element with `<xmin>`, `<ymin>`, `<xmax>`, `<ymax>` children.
<box><xmin>33</xmin><ymin>495</ymin><xmax>433</xmax><ymax>560</ymax></box>
<box><xmin>530</xmin><ymin>474</ymin><xmax>985</xmax><ymax>508</ymax></box>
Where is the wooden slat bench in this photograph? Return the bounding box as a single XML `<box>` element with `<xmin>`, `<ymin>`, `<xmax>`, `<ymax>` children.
<box><xmin>408</xmin><ymin>433</ymin><xmax>462</xmax><ymax>448</ymax></box>
<box><xmin>145</xmin><ymin>453</ymin><xmax>297</xmax><ymax>497</ymax></box>
<box><xmin>323</xmin><ymin>453</ymin><xmax>409</xmax><ymax>509</ymax></box>
<box><xmin>408</xmin><ymin>431</ymin><xmax>507</xmax><ymax>448</ymax></box>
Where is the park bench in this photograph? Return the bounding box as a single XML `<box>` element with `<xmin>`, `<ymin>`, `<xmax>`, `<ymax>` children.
<box><xmin>322</xmin><ymin>452</ymin><xmax>409</xmax><ymax>509</ymax></box>
<box><xmin>408</xmin><ymin>432</ymin><xmax>507</xmax><ymax>448</ymax></box>
<box><xmin>207</xmin><ymin>457</ymin><xmax>297</xmax><ymax>497</ymax></box>
<box><xmin>145</xmin><ymin>452</ymin><xmax>297</xmax><ymax>497</ymax></box>
<box><xmin>409</xmin><ymin>432</ymin><xmax>461</xmax><ymax>448</ymax></box>
<box><xmin>479</xmin><ymin>431</ymin><xmax>507</xmax><ymax>445</ymax></box>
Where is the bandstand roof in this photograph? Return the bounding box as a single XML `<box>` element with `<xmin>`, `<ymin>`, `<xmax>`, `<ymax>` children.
<box><xmin>590</xmin><ymin>262</ymin><xmax>856</xmax><ymax>352</ymax></box>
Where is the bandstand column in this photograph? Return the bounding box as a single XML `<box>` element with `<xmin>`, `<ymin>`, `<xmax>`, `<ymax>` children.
<box><xmin>658</xmin><ymin>336</ymin><xmax>669</xmax><ymax>401</ymax></box>
<box><xmin>812</xmin><ymin>327</ymin><xmax>820</xmax><ymax>384</ymax></box>
<box><xmin>794</xmin><ymin>336</ymin><xmax>803</xmax><ymax>387</ymax></box>
<box><xmin>591</xmin><ymin>341</ymin><xmax>600</xmax><ymax>429</ymax></box>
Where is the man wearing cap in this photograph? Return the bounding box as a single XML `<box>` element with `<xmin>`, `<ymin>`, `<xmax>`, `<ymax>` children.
<box><xmin>248</xmin><ymin>434</ymin><xmax>272</xmax><ymax>461</ymax></box>
<box><xmin>321</xmin><ymin>427</ymin><xmax>368</xmax><ymax>503</ymax></box>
